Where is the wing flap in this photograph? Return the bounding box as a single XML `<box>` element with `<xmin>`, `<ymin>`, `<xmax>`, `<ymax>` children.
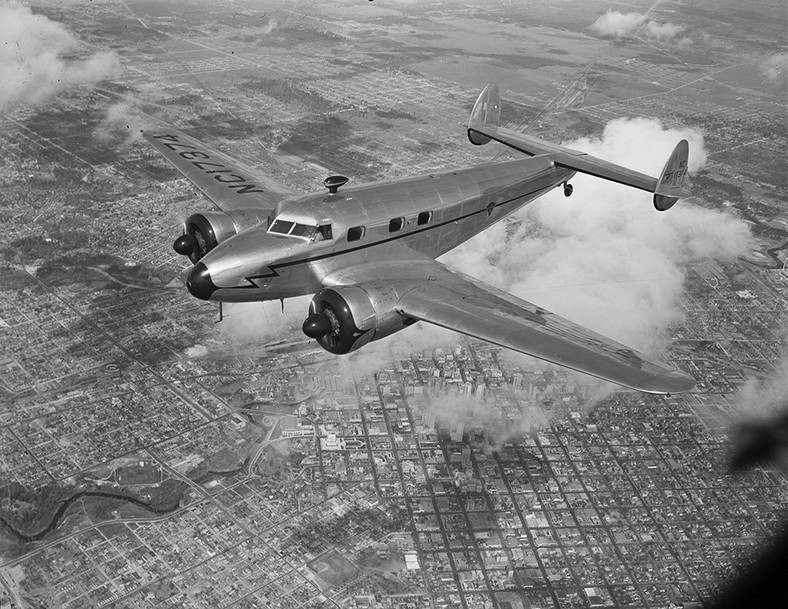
<box><xmin>144</xmin><ymin>130</ymin><xmax>293</xmax><ymax>214</ymax></box>
<box><xmin>395</xmin><ymin>267</ymin><xmax>694</xmax><ymax>394</ymax></box>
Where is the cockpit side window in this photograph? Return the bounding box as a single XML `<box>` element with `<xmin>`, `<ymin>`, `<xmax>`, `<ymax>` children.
<box><xmin>314</xmin><ymin>225</ymin><xmax>333</xmax><ymax>242</ymax></box>
<box><xmin>289</xmin><ymin>223</ymin><xmax>314</xmax><ymax>238</ymax></box>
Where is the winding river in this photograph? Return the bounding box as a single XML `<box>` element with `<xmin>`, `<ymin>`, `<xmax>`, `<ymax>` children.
<box><xmin>0</xmin><ymin>490</ymin><xmax>181</xmax><ymax>543</ymax></box>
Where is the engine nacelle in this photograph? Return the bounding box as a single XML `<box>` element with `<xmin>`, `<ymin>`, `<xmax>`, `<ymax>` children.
<box><xmin>174</xmin><ymin>211</ymin><xmax>237</xmax><ymax>263</ymax></box>
<box><xmin>174</xmin><ymin>209</ymin><xmax>270</xmax><ymax>263</ymax></box>
<box><xmin>303</xmin><ymin>284</ymin><xmax>414</xmax><ymax>354</ymax></box>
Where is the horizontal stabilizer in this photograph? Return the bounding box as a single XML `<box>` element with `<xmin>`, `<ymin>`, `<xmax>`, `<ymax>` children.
<box><xmin>468</xmin><ymin>84</ymin><xmax>690</xmax><ymax>209</ymax></box>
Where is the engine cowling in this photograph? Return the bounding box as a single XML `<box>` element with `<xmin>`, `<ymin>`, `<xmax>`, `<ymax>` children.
<box><xmin>173</xmin><ymin>211</ymin><xmax>238</xmax><ymax>263</ymax></box>
<box><xmin>303</xmin><ymin>284</ymin><xmax>414</xmax><ymax>354</ymax></box>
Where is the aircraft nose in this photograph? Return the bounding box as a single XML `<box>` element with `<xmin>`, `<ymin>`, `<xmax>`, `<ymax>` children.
<box><xmin>186</xmin><ymin>262</ymin><xmax>218</xmax><ymax>300</ymax></box>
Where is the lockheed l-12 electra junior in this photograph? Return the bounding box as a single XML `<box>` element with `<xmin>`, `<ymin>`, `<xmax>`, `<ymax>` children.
<box><xmin>145</xmin><ymin>84</ymin><xmax>694</xmax><ymax>394</ymax></box>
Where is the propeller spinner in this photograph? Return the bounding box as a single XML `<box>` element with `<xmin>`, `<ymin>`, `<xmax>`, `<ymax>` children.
<box><xmin>173</xmin><ymin>234</ymin><xmax>196</xmax><ymax>256</ymax></box>
<box><xmin>303</xmin><ymin>313</ymin><xmax>331</xmax><ymax>338</ymax></box>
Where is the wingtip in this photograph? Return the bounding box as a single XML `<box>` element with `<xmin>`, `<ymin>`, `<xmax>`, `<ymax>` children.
<box><xmin>638</xmin><ymin>370</ymin><xmax>696</xmax><ymax>395</ymax></box>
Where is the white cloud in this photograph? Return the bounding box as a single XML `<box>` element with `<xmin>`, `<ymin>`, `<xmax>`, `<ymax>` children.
<box><xmin>0</xmin><ymin>1</ymin><xmax>120</xmax><ymax>109</ymax></box>
<box><xmin>729</xmin><ymin>350</ymin><xmax>788</xmax><ymax>473</ymax></box>
<box><xmin>425</xmin><ymin>392</ymin><xmax>550</xmax><ymax>448</ymax></box>
<box><xmin>216</xmin><ymin>296</ymin><xmax>313</xmax><ymax>346</ymax></box>
<box><xmin>734</xmin><ymin>351</ymin><xmax>788</xmax><ymax>422</ymax></box>
<box><xmin>183</xmin><ymin>344</ymin><xmax>209</xmax><ymax>358</ymax></box>
<box><xmin>260</xmin><ymin>18</ymin><xmax>277</xmax><ymax>36</ymax></box>
<box><xmin>336</xmin><ymin>322</ymin><xmax>459</xmax><ymax>383</ymax></box>
<box><xmin>93</xmin><ymin>95</ymin><xmax>149</xmax><ymax>146</ymax></box>
<box><xmin>642</xmin><ymin>20</ymin><xmax>685</xmax><ymax>41</ymax></box>
<box><xmin>590</xmin><ymin>10</ymin><xmax>684</xmax><ymax>41</ymax></box>
<box><xmin>590</xmin><ymin>10</ymin><xmax>646</xmax><ymax>38</ymax></box>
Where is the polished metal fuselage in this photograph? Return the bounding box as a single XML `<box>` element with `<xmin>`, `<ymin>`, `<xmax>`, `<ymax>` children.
<box><xmin>198</xmin><ymin>156</ymin><xmax>573</xmax><ymax>302</ymax></box>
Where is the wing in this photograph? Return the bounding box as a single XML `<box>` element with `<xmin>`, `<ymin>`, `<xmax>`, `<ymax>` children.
<box><xmin>144</xmin><ymin>129</ymin><xmax>295</xmax><ymax>214</ymax></box>
<box><xmin>398</xmin><ymin>268</ymin><xmax>694</xmax><ymax>394</ymax></box>
<box><xmin>324</xmin><ymin>245</ymin><xmax>694</xmax><ymax>394</ymax></box>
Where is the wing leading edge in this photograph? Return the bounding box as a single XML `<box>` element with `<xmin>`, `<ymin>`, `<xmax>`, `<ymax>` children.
<box><xmin>144</xmin><ymin>129</ymin><xmax>294</xmax><ymax>215</ymax></box>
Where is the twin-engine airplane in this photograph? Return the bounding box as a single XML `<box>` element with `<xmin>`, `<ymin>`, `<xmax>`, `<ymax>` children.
<box><xmin>145</xmin><ymin>84</ymin><xmax>694</xmax><ymax>394</ymax></box>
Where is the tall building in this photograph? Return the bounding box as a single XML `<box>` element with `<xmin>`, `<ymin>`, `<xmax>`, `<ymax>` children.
<box><xmin>451</xmin><ymin>421</ymin><xmax>465</xmax><ymax>443</ymax></box>
<box><xmin>422</xmin><ymin>411</ymin><xmax>436</xmax><ymax>429</ymax></box>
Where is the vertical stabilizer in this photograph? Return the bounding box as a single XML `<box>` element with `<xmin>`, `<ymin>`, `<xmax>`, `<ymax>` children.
<box><xmin>653</xmin><ymin>139</ymin><xmax>689</xmax><ymax>211</ymax></box>
<box><xmin>468</xmin><ymin>84</ymin><xmax>501</xmax><ymax>145</ymax></box>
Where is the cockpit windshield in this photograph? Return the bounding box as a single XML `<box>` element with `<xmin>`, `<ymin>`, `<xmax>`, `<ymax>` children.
<box><xmin>269</xmin><ymin>218</ymin><xmax>316</xmax><ymax>239</ymax></box>
<box><xmin>269</xmin><ymin>219</ymin><xmax>296</xmax><ymax>234</ymax></box>
<box><xmin>268</xmin><ymin>217</ymin><xmax>332</xmax><ymax>242</ymax></box>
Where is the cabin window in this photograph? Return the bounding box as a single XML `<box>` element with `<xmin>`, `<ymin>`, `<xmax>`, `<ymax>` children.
<box><xmin>389</xmin><ymin>217</ymin><xmax>404</xmax><ymax>232</ymax></box>
<box><xmin>417</xmin><ymin>211</ymin><xmax>432</xmax><ymax>225</ymax></box>
<box><xmin>347</xmin><ymin>226</ymin><xmax>365</xmax><ymax>242</ymax></box>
